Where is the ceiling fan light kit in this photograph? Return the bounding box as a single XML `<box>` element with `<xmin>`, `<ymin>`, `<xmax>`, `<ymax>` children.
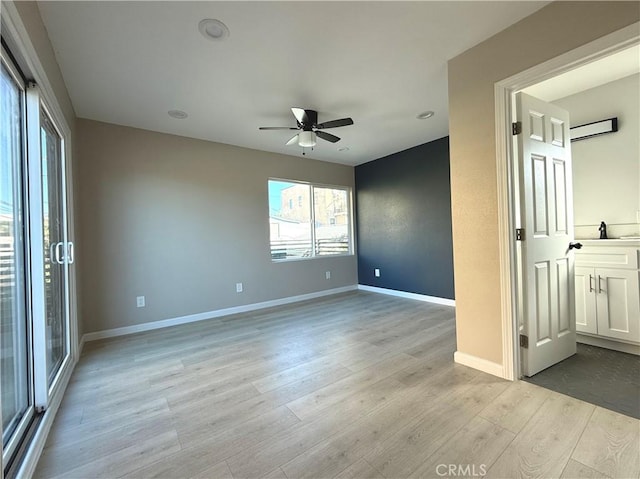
<box><xmin>259</xmin><ymin>108</ymin><xmax>354</xmax><ymax>154</ymax></box>
<box><xmin>298</xmin><ymin>131</ymin><xmax>317</xmax><ymax>147</ymax></box>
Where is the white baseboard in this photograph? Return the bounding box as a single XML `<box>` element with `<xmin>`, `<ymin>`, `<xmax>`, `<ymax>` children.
<box><xmin>577</xmin><ymin>333</ymin><xmax>640</xmax><ymax>356</ymax></box>
<box><xmin>454</xmin><ymin>351</ymin><xmax>506</xmax><ymax>379</ymax></box>
<box><xmin>82</xmin><ymin>285</ymin><xmax>358</xmax><ymax>343</ymax></box>
<box><xmin>78</xmin><ymin>334</ymin><xmax>86</xmax><ymax>356</ymax></box>
<box><xmin>358</xmin><ymin>284</ymin><xmax>455</xmax><ymax>307</ymax></box>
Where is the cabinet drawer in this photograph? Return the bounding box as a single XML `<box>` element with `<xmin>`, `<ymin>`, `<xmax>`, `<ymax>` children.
<box><xmin>575</xmin><ymin>247</ymin><xmax>639</xmax><ymax>270</ymax></box>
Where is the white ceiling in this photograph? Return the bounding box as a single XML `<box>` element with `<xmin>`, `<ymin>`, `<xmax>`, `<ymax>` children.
<box><xmin>38</xmin><ymin>1</ymin><xmax>548</xmax><ymax>165</ymax></box>
<box><xmin>523</xmin><ymin>44</ymin><xmax>640</xmax><ymax>102</ymax></box>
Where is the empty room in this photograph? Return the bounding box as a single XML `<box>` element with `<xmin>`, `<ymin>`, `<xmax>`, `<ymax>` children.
<box><xmin>1</xmin><ymin>2</ymin><xmax>639</xmax><ymax>479</ymax></box>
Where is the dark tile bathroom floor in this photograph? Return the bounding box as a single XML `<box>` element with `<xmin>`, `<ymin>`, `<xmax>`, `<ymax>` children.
<box><xmin>525</xmin><ymin>343</ymin><xmax>640</xmax><ymax>419</ymax></box>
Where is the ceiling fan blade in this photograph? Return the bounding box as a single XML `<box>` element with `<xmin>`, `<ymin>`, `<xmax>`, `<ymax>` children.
<box><xmin>259</xmin><ymin>126</ymin><xmax>298</xmax><ymax>130</ymax></box>
<box><xmin>291</xmin><ymin>108</ymin><xmax>309</xmax><ymax>125</ymax></box>
<box><xmin>316</xmin><ymin>117</ymin><xmax>354</xmax><ymax>129</ymax></box>
<box><xmin>286</xmin><ymin>134</ymin><xmax>299</xmax><ymax>146</ymax></box>
<box><xmin>316</xmin><ymin>131</ymin><xmax>341</xmax><ymax>143</ymax></box>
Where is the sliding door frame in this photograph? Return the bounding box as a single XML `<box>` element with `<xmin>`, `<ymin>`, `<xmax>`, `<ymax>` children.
<box><xmin>1</xmin><ymin>2</ymin><xmax>79</xmax><ymax>477</ymax></box>
<box><xmin>0</xmin><ymin>41</ymin><xmax>36</xmax><ymax>471</ymax></box>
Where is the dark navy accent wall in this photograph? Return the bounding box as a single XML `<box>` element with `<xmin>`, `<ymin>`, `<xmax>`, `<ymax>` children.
<box><xmin>355</xmin><ymin>136</ymin><xmax>454</xmax><ymax>299</ymax></box>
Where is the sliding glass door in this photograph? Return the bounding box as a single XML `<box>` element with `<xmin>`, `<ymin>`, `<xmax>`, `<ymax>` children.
<box><xmin>1</xmin><ymin>41</ymin><xmax>74</xmax><ymax>472</ymax></box>
<box><xmin>40</xmin><ymin>110</ymin><xmax>68</xmax><ymax>385</ymax></box>
<box><xmin>1</xmin><ymin>53</ymin><xmax>34</xmax><ymax>463</ymax></box>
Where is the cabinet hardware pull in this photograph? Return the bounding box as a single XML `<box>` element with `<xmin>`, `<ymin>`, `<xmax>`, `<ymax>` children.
<box><xmin>589</xmin><ymin>274</ymin><xmax>594</xmax><ymax>293</ymax></box>
<box><xmin>598</xmin><ymin>275</ymin><xmax>604</xmax><ymax>294</ymax></box>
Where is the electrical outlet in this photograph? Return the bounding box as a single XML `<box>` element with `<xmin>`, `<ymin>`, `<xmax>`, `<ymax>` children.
<box><xmin>325</xmin><ymin>271</ymin><xmax>331</xmax><ymax>280</ymax></box>
<box><xmin>374</xmin><ymin>268</ymin><xmax>380</xmax><ymax>277</ymax></box>
<box><xmin>136</xmin><ymin>296</ymin><xmax>145</xmax><ymax>308</ymax></box>
<box><xmin>236</xmin><ymin>282</ymin><xmax>243</xmax><ymax>293</ymax></box>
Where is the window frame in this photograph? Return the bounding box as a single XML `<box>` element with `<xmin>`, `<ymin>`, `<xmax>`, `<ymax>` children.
<box><xmin>268</xmin><ymin>178</ymin><xmax>354</xmax><ymax>262</ymax></box>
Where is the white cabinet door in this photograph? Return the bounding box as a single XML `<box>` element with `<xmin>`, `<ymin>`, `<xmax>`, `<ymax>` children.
<box><xmin>575</xmin><ymin>266</ymin><xmax>597</xmax><ymax>334</ymax></box>
<box><xmin>596</xmin><ymin>268</ymin><xmax>640</xmax><ymax>342</ymax></box>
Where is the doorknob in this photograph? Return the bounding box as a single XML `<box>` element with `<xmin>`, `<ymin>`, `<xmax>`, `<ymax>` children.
<box><xmin>568</xmin><ymin>242</ymin><xmax>583</xmax><ymax>250</ymax></box>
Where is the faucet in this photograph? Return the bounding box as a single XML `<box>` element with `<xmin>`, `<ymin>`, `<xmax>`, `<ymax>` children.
<box><xmin>599</xmin><ymin>221</ymin><xmax>607</xmax><ymax>239</ymax></box>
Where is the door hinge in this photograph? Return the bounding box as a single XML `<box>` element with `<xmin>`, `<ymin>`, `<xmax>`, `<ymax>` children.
<box><xmin>519</xmin><ymin>334</ymin><xmax>529</xmax><ymax>349</ymax></box>
<box><xmin>512</xmin><ymin>121</ymin><xmax>522</xmax><ymax>135</ymax></box>
<box><xmin>515</xmin><ymin>228</ymin><xmax>525</xmax><ymax>241</ymax></box>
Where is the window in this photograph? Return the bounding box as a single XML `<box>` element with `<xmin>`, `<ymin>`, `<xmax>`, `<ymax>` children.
<box><xmin>268</xmin><ymin>179</ymin><xmax>352</xmax><ymax>260</ymax></box>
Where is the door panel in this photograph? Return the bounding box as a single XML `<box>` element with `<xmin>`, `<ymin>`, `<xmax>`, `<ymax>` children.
<box><xmin>517</xmin><ymin>92</ymin><xmax>576</xmax><ymax>377</ymax></box>
<box><xmin>557</xmin><ymin>258</ymin><xmax>570</xmax><ymax>335</ymax></box>
<box><xmin>40</xmin><ymin>109</ymin><xmax>68</xmax><ymax>385</ymax></box>
<box><xmin>596</xmin><ymin>269</ymin><xmax>640</xmax><ymax>342</ymax></box>
<box><xmin>532</xmin><ymin>155</ymin><xmax>548</xmax><ymax>236</ymax></box>
<box><xmin>1</xmin><ymin>56</ymin><xmax>34</xmax><ymax>462</ymax></box>
<box><xmin>553</xmin><ymin>159</ymin><xmax>568</xmax><ymax>235</ymax></box>
<box><xmin>574</xmin><ymin>266</ymin><xmax>597</xmax><ymax>334</ymax></box>
<box><xmin>534</xmin><ymin>261</ymin><xmax>551</xmax><ymax>344</ymax></box>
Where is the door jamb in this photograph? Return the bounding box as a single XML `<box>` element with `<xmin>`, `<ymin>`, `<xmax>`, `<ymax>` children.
<box><xmin>494</xmin><ymin>22</ymin><xmax>640</xmax><ymax>381</ymax></box>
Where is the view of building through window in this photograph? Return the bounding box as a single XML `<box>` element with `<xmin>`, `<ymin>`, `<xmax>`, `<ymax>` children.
<box><xmin>268</xmin><ymin>180</ymin><xmax>351</xmax><ymax>260</ymax></box>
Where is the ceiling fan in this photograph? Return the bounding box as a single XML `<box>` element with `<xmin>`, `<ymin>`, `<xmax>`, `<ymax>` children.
<box><xmin>259</xmin><ymin>108</ymin><xmax>354</xmax><ymax>151</ymax></box>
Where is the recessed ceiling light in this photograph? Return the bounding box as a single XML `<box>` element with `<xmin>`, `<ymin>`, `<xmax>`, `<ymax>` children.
<box><xmin>199</xmin><ymin>19</ymin><xmax>230</xmax><ymax>41</ymax></box>
<box><xmin>416</xmin><ymin>111</ymin><xmax>435</xmax><ymax>120</ymax></box>
<box><xmin>338</xmin><ymin>147</ymin><xmax>350</xmax><ymax>152</ymax></box>
<box><xmin>168</xmin><ymin>110</ymin><xmax>188</xmax><ymax>119</ymax></box>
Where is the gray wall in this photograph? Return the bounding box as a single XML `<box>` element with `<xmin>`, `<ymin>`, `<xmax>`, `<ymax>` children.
<box><xmin>77</xmin><ymin>119</ymin><xmax>356</xmax><ymax>334</ymax></box>
<box><xmin>553</xmin><ymin>74</ymin><xmax>640</xmax><ymax>239</ymax></box>
<box><xmin>355</xmin><ymin>137</ymin><xmax>454</xmax><ymax>299</ymax></box>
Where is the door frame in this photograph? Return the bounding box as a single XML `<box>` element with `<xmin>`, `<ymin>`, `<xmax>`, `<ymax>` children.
<box><xmin>494</xmin><ymin>22</ymin><xmax>640</xmax><ymax>381</ymax></box>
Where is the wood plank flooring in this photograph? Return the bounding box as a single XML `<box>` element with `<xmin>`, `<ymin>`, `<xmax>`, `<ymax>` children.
<box><xmin>33</xmin><ymin>291</ymin><xmax>640</xmax><ymax>479</ymax></box>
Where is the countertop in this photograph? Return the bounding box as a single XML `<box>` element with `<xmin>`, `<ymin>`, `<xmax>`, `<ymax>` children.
<box><xmin>576</xmin><ymin>238</ymin><xmax>640</xmax><ymax>246</ymax></box>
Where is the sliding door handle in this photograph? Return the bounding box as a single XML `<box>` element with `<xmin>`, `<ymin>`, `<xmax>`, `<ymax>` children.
<box><xmin>55</xmin><ymin>242</ymin><xmax>65</xmax><ymax>264</ymax></box>
<box><xmin>67</xmin><ymin>242</ymin><xmax>74</xmax><ymax>264</ymax></box>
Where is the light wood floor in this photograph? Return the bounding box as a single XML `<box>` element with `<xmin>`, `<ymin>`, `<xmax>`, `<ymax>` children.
<box><xmin>34</xmin><ymin>291</ymin><xmax>640</xmax><ymax>479</ymax></box>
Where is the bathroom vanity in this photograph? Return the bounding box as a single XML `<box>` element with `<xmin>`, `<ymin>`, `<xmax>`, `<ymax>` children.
<box><xmin>574</xmin><ymin>239</ymin><xmax>640</xmax><ymax>355</ymax></box>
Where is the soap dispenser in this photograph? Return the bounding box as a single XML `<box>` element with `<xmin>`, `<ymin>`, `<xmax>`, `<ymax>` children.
<box><xmin>599</xmin><ymin>221</ymin><xmax>608</xmax><ymax>239</ymax></box>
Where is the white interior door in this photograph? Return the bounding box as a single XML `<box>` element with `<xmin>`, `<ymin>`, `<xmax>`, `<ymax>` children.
<box><xmin>516</xmin><ymin>92</ymin><xmax>577</xmax><ymax>377</ymax></box>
